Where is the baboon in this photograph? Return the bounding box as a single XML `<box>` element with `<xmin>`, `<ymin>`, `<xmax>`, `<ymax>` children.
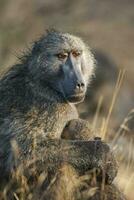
<box><xmin>62</xmin><ymin>118</ymin><xmax>94</xmax><ymax>140</ymax></box>
<box><xmin>0</xmin><ymin>30</ymin><xmax>124</xmax><ymax>199</ymax></box>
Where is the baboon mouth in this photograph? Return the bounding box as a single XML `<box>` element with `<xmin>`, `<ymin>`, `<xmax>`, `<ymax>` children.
<box><xmin>67</xmin><ymin>93</ymin><xmax>85</xmax><ymax>103</ymax></box>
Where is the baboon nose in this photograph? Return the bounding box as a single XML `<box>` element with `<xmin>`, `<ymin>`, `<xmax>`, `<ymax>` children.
<box><xmin>76</xmin><ymin>82</ymin><xmax>85</xmax><ymax>92</ymax></box>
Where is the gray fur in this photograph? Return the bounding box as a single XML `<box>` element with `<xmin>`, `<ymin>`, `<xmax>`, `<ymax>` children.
<box><xmin>0</xmin><ymin>30</ymin><xmax>124</xmax><ymax>199</ymax></box>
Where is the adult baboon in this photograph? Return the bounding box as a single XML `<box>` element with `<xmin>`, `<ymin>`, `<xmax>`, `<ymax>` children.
<box><xmin>0</xmin><ymin>30</ymin><xmax>124</xmax><ymax>199</ymax></box>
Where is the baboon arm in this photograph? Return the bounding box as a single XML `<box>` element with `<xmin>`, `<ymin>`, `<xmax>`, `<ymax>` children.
<box><xmin>34</xmin><ymin>139</ymin><xmax>117</xmax><ymax>184</ymax></box>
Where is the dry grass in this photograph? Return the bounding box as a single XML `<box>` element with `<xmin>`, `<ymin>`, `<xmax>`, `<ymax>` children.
<box><xmin>90</xmin><ymin>70</ymin><xmax>134</xmax><ymax>200</ymax></box>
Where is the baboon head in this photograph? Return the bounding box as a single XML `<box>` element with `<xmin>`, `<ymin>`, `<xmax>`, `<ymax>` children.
<box><xmin>28</xmin><ymin>30</ymin><xmax>95</xmax><ymax>103</ymax></box>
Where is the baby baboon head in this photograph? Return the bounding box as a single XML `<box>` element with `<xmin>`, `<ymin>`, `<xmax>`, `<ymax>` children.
<box><xmin>28</xmin><ymin>30</ymin><xmax>95</xmax><ymax>103</ymax></box>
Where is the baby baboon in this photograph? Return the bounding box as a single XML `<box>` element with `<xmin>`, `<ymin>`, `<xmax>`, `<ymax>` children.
<box><xmin>0</xmin><ymin>30</ymin><xmax>123</xmax><ymax>199</ymax></box>
<box><xmin>62</xmin><ymin>118</ymin><xmax>95</xmax><ymax>140</ymax></box>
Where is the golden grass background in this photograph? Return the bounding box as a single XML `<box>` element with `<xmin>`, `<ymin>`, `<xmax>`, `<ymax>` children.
<box><xmin>0</xmin><ymin>0</ymin><xmax>134</xmax><ymax>199</ymax></box>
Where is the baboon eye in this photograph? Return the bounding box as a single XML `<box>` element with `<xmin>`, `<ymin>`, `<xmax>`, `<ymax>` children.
<box><xmin>56</xmin><ymin>53</ymin><xmax>68</xmax><ymax>60</ymax></box>
<box><xmin>72</xmin><ymin>50</ymin><xmax>82</xmax><ymax>57</ymax></box>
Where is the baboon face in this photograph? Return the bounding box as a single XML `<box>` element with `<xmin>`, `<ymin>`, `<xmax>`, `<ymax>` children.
<box><xmin>30</xmin><ymin>31</ymin><xmax>95</xmax><ymax>103</ymax></box>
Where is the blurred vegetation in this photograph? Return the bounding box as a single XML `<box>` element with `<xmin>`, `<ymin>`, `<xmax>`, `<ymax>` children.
<box><xmin>0</xmin><ymin>0</ymin><xmax>134</xmax><ymax>199</ymax></box>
